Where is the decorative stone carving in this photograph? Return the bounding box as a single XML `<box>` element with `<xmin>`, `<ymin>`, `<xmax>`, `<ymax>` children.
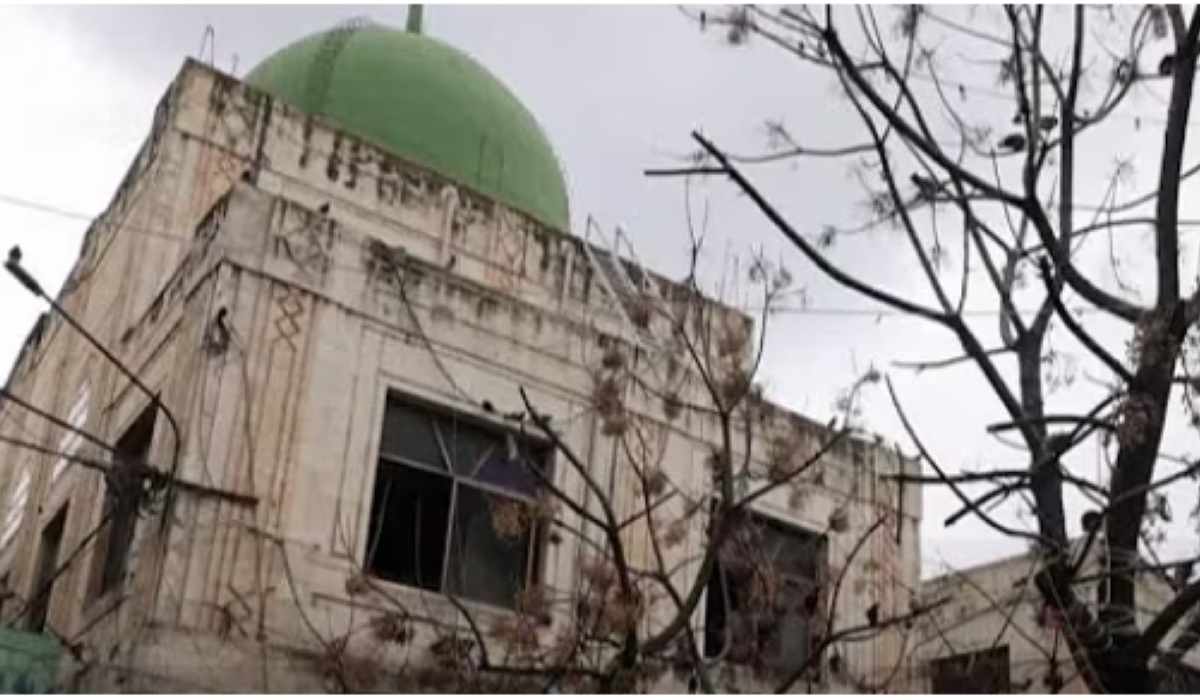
<box><xmin>486</xmin><ymin>210</ymin><xmax>527</xmax><ymax>294</ymax></box>
<box><xmin>272</xmin><ymin>206</ymin><xmax>335</xmax><ymax>282</ymax></box>
<box><xmin>438</xmin><ymin>185</ymin><xmax>459</xmax><ymax>265</ymax></box>
<box><xmin>271</xmin><ymin>285</ymin><xmax>305</xmax><ymax>350</ymax></box>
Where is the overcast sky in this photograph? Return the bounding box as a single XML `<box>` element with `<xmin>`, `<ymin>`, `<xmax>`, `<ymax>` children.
<box><xmin>0</xmin><ymin>4</ymin><xmax>1195</xmax><ymax>578</ymax></box>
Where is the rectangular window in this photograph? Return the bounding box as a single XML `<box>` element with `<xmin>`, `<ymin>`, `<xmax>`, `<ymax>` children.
<box><xmin>365</xmin><ymin>394</ymin><xmax>548</xmax><ymax>609</ymax></box>
<box><xmin>0</xmin><ymin>574</ymin><xmax>11</xmax><ymax>622</ymax></box>
<box><xmin>930</xmin><ymin>646</ymin><xmax>1010</xmax><ymax>694</ymax></box>
<box><xmin>27</xmin><ymin>505</ymin><xmax>67</xmax><ymax>633</ymax></box>
<box><xmin>51</xmin><ymin>382</ymin><xmax>91</xmax><ymax>482</ymax></box>
<box><xmin>90</xmin><ymin>406</ymin><xmax>155</xmax><ymax>599</ymax></box>
<box><xmin>1</xmin><ymin>468</ymin><xmax>31</xmax><ymax>550</ymax></box>
<box><xmin>703</xmin><ymin>511</ymin><xmax>826</xmax><ymax>680</ymax></box>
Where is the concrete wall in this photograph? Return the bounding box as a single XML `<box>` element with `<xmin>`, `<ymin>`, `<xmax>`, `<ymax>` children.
<box><xmin>0</xmin><ymin>59</ymin><xmax>923</xmax><ymax>693</ymax></box>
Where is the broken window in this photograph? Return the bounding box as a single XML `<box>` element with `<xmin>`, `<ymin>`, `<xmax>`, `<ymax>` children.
<box><xmin>702</xmin><ymin>511</ymin><xmax>826</xmax><ymax>680</ymax></box>
<box><xmin>90</xmin><ymin>406</ymin><xmax>155</xmax><ymax>599</ymax></box>
<box><xmin>365</xmin><ymin>394</ymin><xmax>548</xmax><ymax>609</ymax></box>
<box><xmin>930</xmin><ymin>646</ymin><xmax>1010</xmax><ymax>694</ymax></box>
<box><xmin>28</xmin><ymin>505</ymin><xmax>67</xmax><ymax>633</ymax></box>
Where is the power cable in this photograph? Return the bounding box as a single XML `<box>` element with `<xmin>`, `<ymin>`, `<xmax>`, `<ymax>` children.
<box><xmin>0</xmin><ymin>191</ymin><xmax>183</xmax><ymax>244</ymax></box>
<box><xmin>0</xmin><ymin>432</ymin><xmax>254</xmax><ymax>507</ymax></box>
<box><xmin>23</xmin><ymin>365</ymin><xmax>212</xmax><ymax>492</ymax></box>
<box><xmin>0</xmin><ymin>427</ymin><xmax>253</xmax><ymax>636</ymax></box>
<box><xmin>0</xmin><ymin>192</ymin><xmax>97</xmax><ymax>225</ymax></box>
<box><xmin>373</xmin><ymin>243</ymin><xmax>489</xmax><ymax>409</ymax></box>
<box><xmin>8</xmin><ymin>504</ymin><xmax>118</xmax><ymax>627</ymax></box>
<box><xmin>0</xmin><ymin>109</ymin><xmax>1169</xmax><ymax>312</ymax></box>
<box><xmin>1</xmin><ymin>187</ymin><xmax>1123</xmax><ymax>322</ymax></box>
<box><xmin>0</xmin><ymin>387</ymin><xmax>115</xmax><ymax>460</ymax></box>
<box><xmin>0</xmin><ymin>385</ymin><xmax>232</xmax><ymax>509</ymax></box>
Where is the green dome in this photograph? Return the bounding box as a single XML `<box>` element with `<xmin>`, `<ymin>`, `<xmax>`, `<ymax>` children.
<box><xmin>246</xmin><ymin>24</ymin><xmax>570</xmax><ymax>230</ymax></box>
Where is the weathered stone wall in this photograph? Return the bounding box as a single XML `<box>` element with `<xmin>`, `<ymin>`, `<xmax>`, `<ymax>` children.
<box><xmin>0</xmin><ymin>59</ymin><xmax>923</xmax><ymax>693</ymax></box>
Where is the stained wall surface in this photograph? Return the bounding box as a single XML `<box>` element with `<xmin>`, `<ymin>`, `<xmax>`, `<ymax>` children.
<box><xmin>0</xmin><ymin>60</ymin><xmax>923</xmax><ymax>693</ymax></box>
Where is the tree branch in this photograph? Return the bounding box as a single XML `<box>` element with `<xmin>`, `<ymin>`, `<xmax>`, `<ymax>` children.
<box><xmin>691</xmin><ymin>132</ymin><xmax>950</xmax><ymax>324</ymax></box>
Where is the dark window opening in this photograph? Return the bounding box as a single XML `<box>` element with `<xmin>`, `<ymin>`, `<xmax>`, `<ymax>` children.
<box><xmin>0</xmin><ymin>574</ymin><xmax>11</xmax><ymax>622</ymax></box>
<box><xmin>28</xmin><ymin>506</ymin><xmax>67</xmax><ymax>633</ymax></box>
<box><xmin>703</xmin><ymin>511</ymin><xmax>826</xmax><ymax>680</ymax></box>
<box><xmin>931</xmin><ymin>646</ymin><xmax>1011</xmax><ymax>694</ymax></box>
<box><xmin>91</xmin><ymin>406</ymin><xmax>155</xmax><ymax>599</ymax></box>
<box><xmin>365</xmin><ymin>394</ymin><xmax>549</xmax><ymax>609</ymax></box>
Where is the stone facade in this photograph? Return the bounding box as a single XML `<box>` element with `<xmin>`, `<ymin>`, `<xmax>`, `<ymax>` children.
<box><xmin>0</xmin><ymin>59</ymin><xmax>922</xmax><ymax>692</ymax></box>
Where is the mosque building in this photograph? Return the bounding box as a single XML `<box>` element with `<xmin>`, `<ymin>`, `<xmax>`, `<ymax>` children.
<box><xmin>0</xmin><ymin>10</ymin><xmax>920</xmax><ymax>692</ymax></box>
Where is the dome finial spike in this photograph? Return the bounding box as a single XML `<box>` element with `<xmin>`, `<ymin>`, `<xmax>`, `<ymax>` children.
<box><xmin>406</xmin><ymin>4</ymin><xmax>424</xmax><ymax>34</ymax></box>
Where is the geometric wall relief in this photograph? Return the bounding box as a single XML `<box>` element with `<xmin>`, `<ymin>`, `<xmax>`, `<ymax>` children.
<box><xmin>486</xmin><ymin>213</ymin><xmax>527</xmax><ymax>294</ymax></box>
<box><xmin>272</xmin><ymin>215</ymin><xmax>334</xmax><ymax>284</ymax></box>
<box><xmin>271</xmin><ymin>285</ymin><xmax>306</xmax><ymax>352</ymax></box>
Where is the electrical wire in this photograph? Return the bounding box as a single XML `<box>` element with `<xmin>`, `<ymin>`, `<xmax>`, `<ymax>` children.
<box><xmin>0</xmin><ymin>191</ymin><xmax>186</xmax><ymax>243</ymax></box>
<box><xmin>0</xmin><ymin>42</ymin><xmax>1174</xmax><ymax>691</ymax></box>
<box><xmin>0</xmin><ymin>192</ymin><xmax>98</xmax><ymax>225</ymax></box>
<box><xmin>0</xmin><ymin>387</ymin><xmax>115</xmax><ymax>460</ymax></box>
<box><xmin>0</xmin><ymin>87</ymin><xmax>1175</xmax><ymax>327</ymax></box>
<box><xmin>0</xmin><ymin>430</ymin><xmax>252</xmax><ymax>506</ymax></box>
<box><xmin>1</xmin><ymin>184</ymin><xmax>1122</xmax><ymax>323</ymax></box>
<box><xmin>8</xmin><ymin>504</ymin><xmax>118</xmax><ymax>626</ymax></box>
<box><xmin>376</xmin><ymin>245</ymin><xmax>490</xmax><ymax>408</ymax></box>
<box><xmin>0</xmin><ymin>432</ymin><xmax>125</xmax><ymax>480</ymax></box>
<box><xmin>0</xmin><ymin>423</ymin><xmax>257</xmax><ymax>669</ymax></box>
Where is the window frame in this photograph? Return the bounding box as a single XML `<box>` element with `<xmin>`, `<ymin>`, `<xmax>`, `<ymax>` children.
<box><xmin>0</xmin><ymin>573</ymin><xmax>11</xmax><ymax>622</ymax></box>
<box><xmin>50</xmin><ymin>381</ymin><xmax>91</xmax><ymax>482</ymax></box>
<box><xmin>701</xmin><ymin>506</ymin><xmax>829</xmax><ymax>680</ymax></box>
<box><xmin>0</xmin><ymin>468</ymin><xmax>31</xmax><ymax>550</ymax></box>
<box><xmin>27</xmin><ymin>504</ymin><xmax>68</xmax><ymax>633</ymax></box>
<box><xmin>363</xmin><ymin>390</ymin><xmax>553</xmax><ymax>610</ymax></box>
<box><xmin>88</xmin><ymin>404</ymin><xmax>155</xmax><ymax>600</ymax></box>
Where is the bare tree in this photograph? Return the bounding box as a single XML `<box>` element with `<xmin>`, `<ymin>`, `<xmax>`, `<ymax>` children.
<box><xmin>660</xmin><ymin>4</ymin><xmax>1200</xmax><ymax>693</ymax></box>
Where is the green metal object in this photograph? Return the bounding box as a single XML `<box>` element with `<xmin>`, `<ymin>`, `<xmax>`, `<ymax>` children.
<box><xmin>406</xmin><ymin>4</ymin><xmax>424</xmax><ymax>34</ymax></box>
<box><xmin>246</xmin><ymin>24</ymin><xmax>570</xmax><ymax>231</ymax></box>
<box><xmin>0</xmin><ymin>626</ymin><xmax>60</xmax><ymax>693</ymax></box>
